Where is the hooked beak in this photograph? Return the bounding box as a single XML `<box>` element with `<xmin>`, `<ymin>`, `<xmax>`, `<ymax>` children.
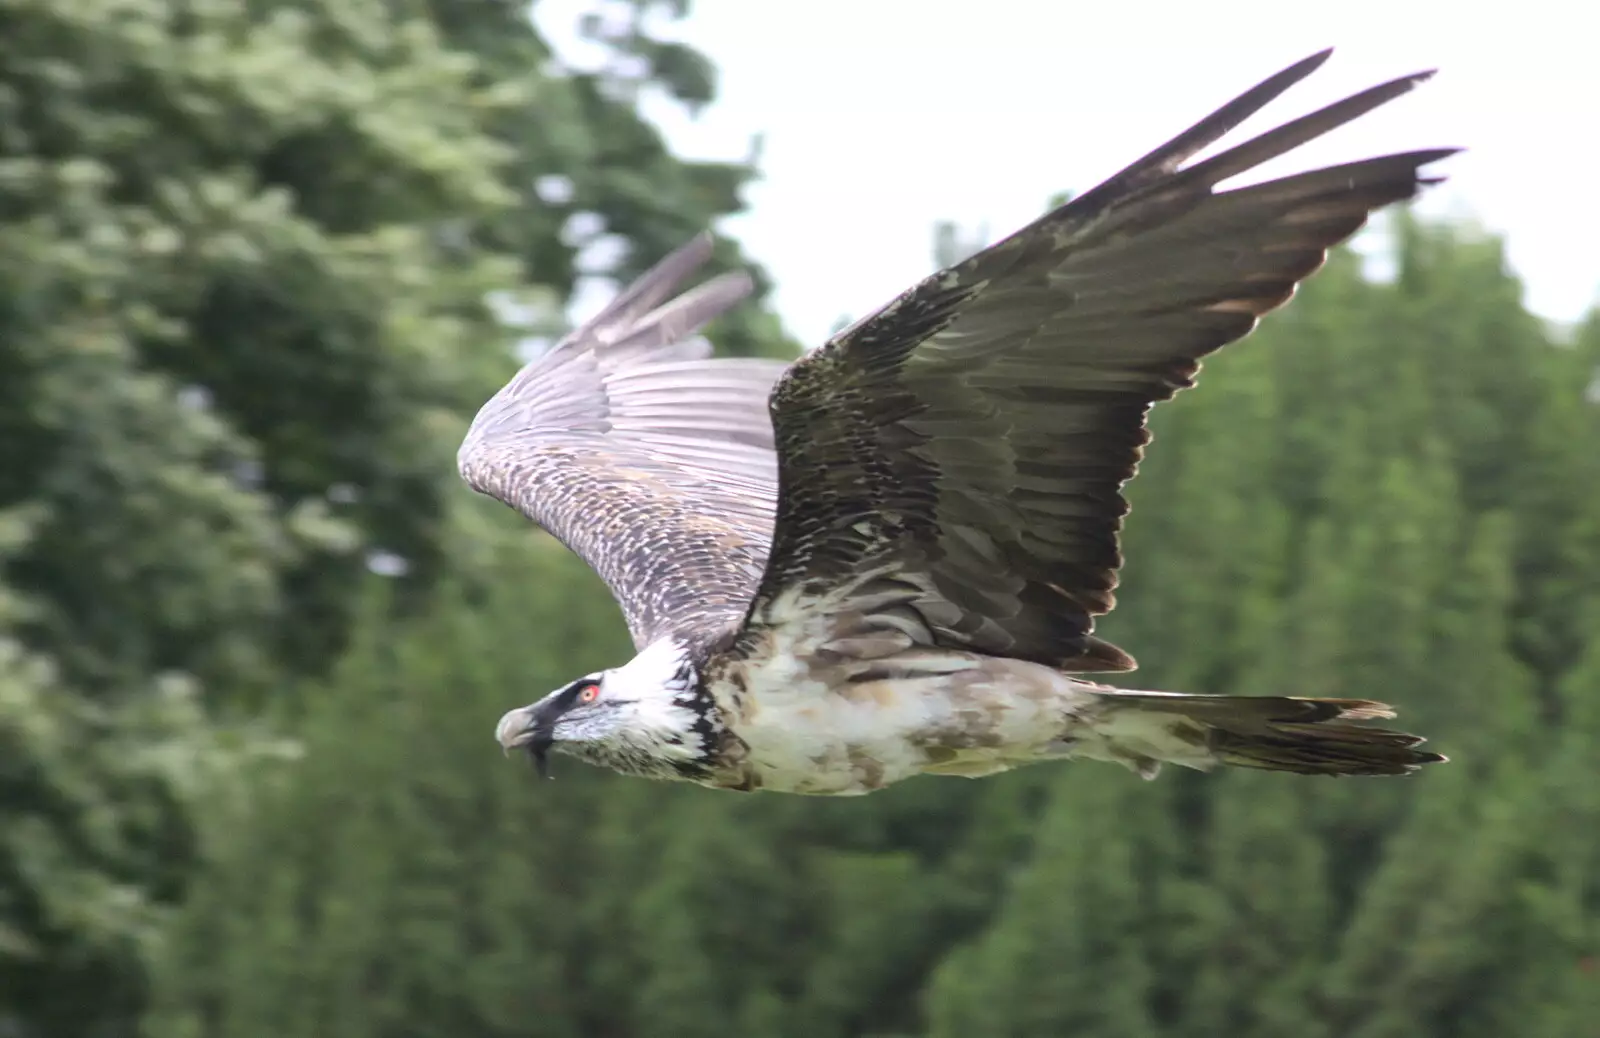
<box><xmin>495</xmin><ymin>703</ymin><xmax>557</xmax><ymax>780</ymax></box>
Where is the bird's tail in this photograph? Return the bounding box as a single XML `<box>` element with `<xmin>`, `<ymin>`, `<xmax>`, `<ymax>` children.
<box><xmin>1088</xmin><ymin>691</ymin><xmax>1445</xmax><ymax>778</ymax></box>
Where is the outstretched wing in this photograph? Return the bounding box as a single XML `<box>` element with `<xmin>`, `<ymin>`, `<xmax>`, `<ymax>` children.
<box><xmin>739</xmin><ymin>50</ymin><xmax>1456</xmax><ymax>672</ymax></box>
<box><xmin>459</xmin><ymin>235</ymin><xmax>791</xmax><ymax>650</ymax></box>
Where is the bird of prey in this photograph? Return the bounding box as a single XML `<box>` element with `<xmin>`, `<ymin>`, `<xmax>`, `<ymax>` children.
<box><xmin>463</xmin><ymin>50</ymin><xmax>1454</xmax><ymax>795</ymax></box>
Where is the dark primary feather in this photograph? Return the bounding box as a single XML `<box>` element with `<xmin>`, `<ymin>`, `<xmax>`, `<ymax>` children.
<box><xmin>458</xmin><ymin>234</ymin><xmax>790</xmax><ymax>650</ymax></box>
<box><xmin>740</xmin><ymin>50</ymin><xmax>1457</xmax><ymax>672</ymax></box>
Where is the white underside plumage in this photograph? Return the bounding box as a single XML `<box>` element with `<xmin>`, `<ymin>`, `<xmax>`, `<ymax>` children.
<box><xmin>709</xmin><ymin>622</ymin><xmax>1218</xmax><ymax>796</ymax></box>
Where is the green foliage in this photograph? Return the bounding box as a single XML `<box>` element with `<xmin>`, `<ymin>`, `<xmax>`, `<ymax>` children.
<box><xmin>147</xmin><ymin>536</ymin><xmax>1039</xmax><ymax>1038</ymax></box>
<box><xmin>922</xmin><ymin>216</ymin><xmax>1600</xmax><ymax>1038</ymax></box>
<box><xmin>0</xmin><ymin>0</ymin><xmax>780</xmax><ymax>700</ymax></box>
<box><xmin>4</xmin><ymin>1</ymin><xmax>1597</xmax><ymax>1033</ymax></box>
<box><xmin>143</xmin><ymin>548</ymin><xmax>619</xmax><ymax>1038</ymax></box>
<box><xmin>0</xmin><ymin>0</ymin><xmax>785</xmax><ymax>1034</ymax></box>
<box><xmin>0</xmin><ymin>580</ymin><xmax>292</xmax><ymax>1037</ymax></box>
<box><xmin>148</xmin><ymin>213</ymin><xmax>1600</xmax><ymax>1037</ymax></box>
<box><xmin>0</xmin><ymin>0</ymin><xmax>521</xmax><ymax>696</ymax></box>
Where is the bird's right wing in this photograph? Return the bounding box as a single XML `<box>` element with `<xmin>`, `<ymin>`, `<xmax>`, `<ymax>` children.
<box><xmin>459</xmin><ymin>235</ymin><xmax>792</xmax><ymax>650</ymax></box>
<box><xmin>733</xmin><ymin>51</ymin><xmax>1454</xmax><ymax>673</ymax></box>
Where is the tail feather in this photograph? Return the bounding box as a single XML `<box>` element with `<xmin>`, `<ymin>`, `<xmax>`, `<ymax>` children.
<box><xmin>1209</xmin><ymin>717</ymin><xmax>1443</xmax><ymax>776</ymax></box>
<box><xmin>1104</xmin><ymin>693</ymin><xmax>1445</xmax><ymax>777</ymax></box>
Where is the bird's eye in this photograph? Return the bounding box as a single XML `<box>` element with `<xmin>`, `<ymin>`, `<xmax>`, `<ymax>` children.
<box><xmin>577</xmin><ymin>683</ymin><xmax>600</xmax><ymax>704</ymax></box>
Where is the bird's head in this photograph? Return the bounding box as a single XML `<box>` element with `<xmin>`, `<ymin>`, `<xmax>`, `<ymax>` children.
<box><xmin>494</xmin><ymin>638</ymin><xmax>716</xmax><ymax>782</ymax></box>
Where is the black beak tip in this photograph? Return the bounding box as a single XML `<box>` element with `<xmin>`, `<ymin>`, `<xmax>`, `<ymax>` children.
<box><xmin>530</xmin><ymin>737</ymin><xmax>554</xmax><ymax>781</ymax></box>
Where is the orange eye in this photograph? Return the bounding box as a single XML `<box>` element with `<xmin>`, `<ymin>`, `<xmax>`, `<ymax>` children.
<box><xmin>577</xmin><ymin>684</ymin><xmax>600</xmax><ymax>704</ymax></box>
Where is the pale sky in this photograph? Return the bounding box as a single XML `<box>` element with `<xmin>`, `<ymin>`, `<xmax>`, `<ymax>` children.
<box><xmin>539</xmin><ymin>0</ymin><xmax>1599</xmax><ymax>347</ymax></box>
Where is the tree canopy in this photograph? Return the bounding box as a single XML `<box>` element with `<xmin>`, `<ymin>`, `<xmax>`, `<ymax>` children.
<box><xmin>1</xmin><ymin>2</ymin><xmax>1595</xmax><ymax>1036</ymax></box>
<box><xmin>0</xmin><ymin>0</ymin><xmax>786</xmax><ymax>1033</ymax></box>
<box><xmin>150</xmin><ymin>214</ymin><xmax>1600</xmax><ymax>1037</ymax></box>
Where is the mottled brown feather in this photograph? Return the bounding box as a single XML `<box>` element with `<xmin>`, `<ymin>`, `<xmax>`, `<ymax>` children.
<box><xmin>739</xmin><ymin>51</ymin><xmax>1456</xmax><ymax>673</ymax></box>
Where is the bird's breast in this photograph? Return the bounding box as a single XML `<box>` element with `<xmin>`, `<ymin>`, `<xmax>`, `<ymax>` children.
<box><xmin>705</xmin><ymin>639</ymin><xmax>1090</xmax><ymax>795</ymax></box>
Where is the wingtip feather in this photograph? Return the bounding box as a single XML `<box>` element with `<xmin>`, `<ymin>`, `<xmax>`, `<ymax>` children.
<box><xmin>588</xmin><ymin>233</ymin><xmax>719</xmax><ymax>336</ymax></box>
<box><xmin>1292</xmin><ymin>46</ymin><xmax>1336</xmax><ymax>76</ymax></box>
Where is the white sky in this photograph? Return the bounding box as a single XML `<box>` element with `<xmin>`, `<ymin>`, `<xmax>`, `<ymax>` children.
<box><xmin>539</xmin><ymin>0</ymin><xmax>1599</xmax><ymax>346</ymax></box>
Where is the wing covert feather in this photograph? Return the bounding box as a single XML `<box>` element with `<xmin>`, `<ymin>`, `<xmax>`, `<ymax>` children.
<box><xmin>459</xmin><ymin>235</ymin><xmax>791</xmax><ymax>649</ymax></box>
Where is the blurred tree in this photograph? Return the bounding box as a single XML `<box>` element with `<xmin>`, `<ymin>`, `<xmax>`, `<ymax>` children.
<box><xmin>0</xmin><ymin>0</ymin><xmax>785</xmax><ymax>1033</ymax></box>
<box><xmin>423</xmin><ymin>0</ymin><xmax>797</xmax><ymax>359</ymax></box>
<box><xmin>143</xmin><ymin>544</ymin><xmax>630</xmax><ymax>1038</ymax></box>
<box><xmin>147</xmin><ymin>531</ymin><xmax>1044</xmax><ymax>1038</ymax></box>
<box><xmin>149</xmin><ymin>206</ymin><xmax>1599</xmax><ymax>1037</ymax></box>
<box><xmin>926</xmin><ymin>768</ymin><xmax>1170</xmax><ymax>1038</ymax></box>
<box><xmin>924</xmin><ymin>215</ymin><xmax>1598</xmax><ymax>1038</ymax></box>
<box><xmin>0</xmin><ymin>0</ymin><xmax>782</xmax><ymax>701</ymax></box>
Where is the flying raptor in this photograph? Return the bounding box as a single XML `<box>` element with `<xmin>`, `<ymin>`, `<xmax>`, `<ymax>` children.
<box><xmin>464</xmin><ymin>50</ymin><xmax>1454</xmax><ymax>795</ymax></box>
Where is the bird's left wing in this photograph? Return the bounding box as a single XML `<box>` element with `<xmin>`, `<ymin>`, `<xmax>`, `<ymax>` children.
<box><xmin>458</xmin><ymin>235</ymin><xmax>791</xmax><ymax>650</ymax></box>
